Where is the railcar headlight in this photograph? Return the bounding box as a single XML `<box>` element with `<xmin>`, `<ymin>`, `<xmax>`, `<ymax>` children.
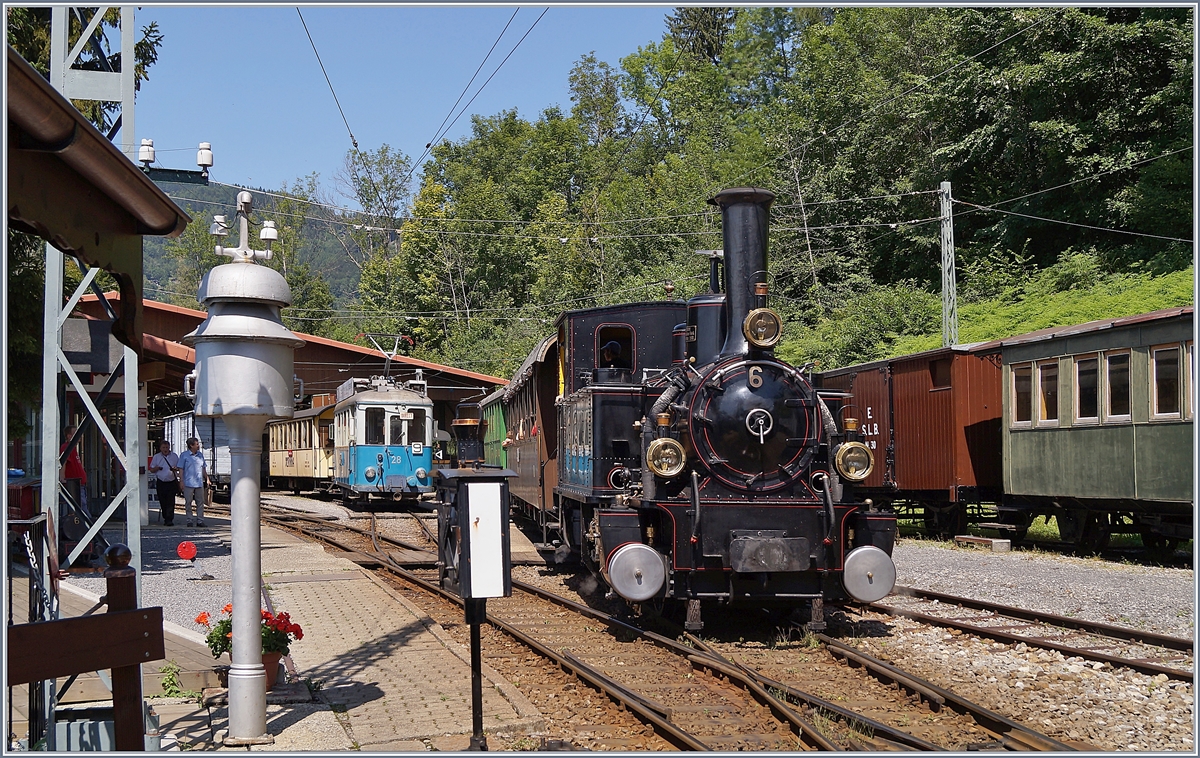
<box><xmin>834</xmin><ymin>442</ymin><xmax>873</xmax><ymax>482</ymax></box>
<box><xmin>743</xmin><ymin>308</ymin><xmax>783</xmax><ymax>348</ymax></box>
<box><xmin>646</xmin><ymin>438</ymin><xmax>686</xmax><ymax>478</ymax></box>
<box><xmin>364</xmin><ymin>466</ymin><xmax>377</xmax><ymax>481</ymax></box>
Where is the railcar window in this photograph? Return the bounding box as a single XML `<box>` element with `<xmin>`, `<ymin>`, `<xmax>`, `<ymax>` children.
<box><xmin>1038</xmin><ymin>362</ymin><xmax>1058</xmax><ymax>424</ymax></box>
<box><xmin>1012</xmin><ymin>364</ymin><xmax>1033</xmax><ymax>424</ymax></box>
<box><xmin>1153</xmin><ymin>346</ymin><xmax>1181</xmax><ymax>417</ymax></box>
<box><xmin>1106</xmin><ymin>353</ymin><xmax>1130</xmax><ymax>420</ymax></box>
<box><xmin>1188</xmin><ymin>342</ymin><xmax>1195</xmax><ymax>419</ymax></box>
<box><xmin>930</xmin><ymin>358</ymin><xmax>951</xmax><ymax>389</ymax></box>
<box><xmin>1076</xmin><ymin>357</ymin><xmax>1099</xmax><ymax>422</ymax></box>
<box><xmin>389</xmin><ymin>414</ymin><xmax>405</xmax><ymax>446</ymax></box>
<box><xmin>366</xmin><ymin>408</ymin><xmax>385</xmax><ymax>445</ymax></box>
<box><xmin>408</xmin><ymin>409</ymin><xmax>428</xmax><ymax>446</ymax></box>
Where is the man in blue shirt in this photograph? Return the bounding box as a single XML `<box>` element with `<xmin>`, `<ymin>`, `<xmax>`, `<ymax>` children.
<box><xmin>179</xmin><ymin>437</ymin><xmax>210</xmax><ymax>527</ymax></box>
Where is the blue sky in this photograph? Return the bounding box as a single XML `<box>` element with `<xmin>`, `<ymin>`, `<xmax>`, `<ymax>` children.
<box><xmin>134</xmin><ymin>5</ymin><xmax>671</xmax><ymax>204</ymax></box>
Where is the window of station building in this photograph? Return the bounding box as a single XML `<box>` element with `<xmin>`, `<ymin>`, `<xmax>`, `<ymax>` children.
<box><xmin>1011</xmin><ymin>364</ymin><xmax>1033</xmax><ymax>426</ymax></box>
<box><xmin>1152</xmin><ymin>345</ymin><xmax>1181</xmax><ymax>419</ymax></box>
<box><xmin>929</xmin><ymin>358</ymin><xmax>952</xmax><ymax>389</ymax></box>
<box><xmin>1037</xmin><ymin>361</ymin><xmax>1059</xmax><ymax>425</ymax></box>
<box><xmin>365</xmin><ymin>407</ymin><xmax>385</xmax><ymax>445</ymax></box>
<box><xmin>1075</xmin><ymin>355</ymin><xmax>1099</xmax><ymax>423</ymax></box>
<box><xmin>1105</xmin><ymin>351</ymin><xmax>1131</xmax><ymax>421</ymax></box>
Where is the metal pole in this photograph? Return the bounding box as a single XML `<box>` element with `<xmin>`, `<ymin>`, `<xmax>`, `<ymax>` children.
<box><xmin>466</xmin><ymin>598</ymin><xmax>487</xmax><ymax>751</ymax></box>
<box><xmin>225</xmin><ymin>414</ymin><xmax>269</xmax><ymax>741</ymax></box>
<box><xmin>940</xmin><ymin>181</ymin><xmax>958</xmax><ymax>347</ymax></box>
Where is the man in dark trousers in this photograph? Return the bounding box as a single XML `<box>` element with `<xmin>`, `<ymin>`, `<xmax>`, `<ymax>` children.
<box><xmin>149</xmin><ymin>440</ymin><xmax>181</xmax><ymax>526</ymax></box>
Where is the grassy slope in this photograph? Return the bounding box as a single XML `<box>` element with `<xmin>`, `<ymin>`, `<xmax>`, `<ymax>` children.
<box><xmin>888</xmin><ymin>267</ymin><xmax>1195</xmax><ymax>357</ymax></box>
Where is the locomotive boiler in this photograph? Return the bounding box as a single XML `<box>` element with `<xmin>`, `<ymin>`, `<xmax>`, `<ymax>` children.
<box><xmin>480</xmin><ymin>188</ymin><xmax>897</xmax><ymax>630</ymax></box>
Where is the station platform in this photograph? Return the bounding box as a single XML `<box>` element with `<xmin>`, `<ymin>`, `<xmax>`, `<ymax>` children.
<box><xmin>11</xmin><ymin>513</ymin><xmax>543</xmax><ymax>750</ymax></box>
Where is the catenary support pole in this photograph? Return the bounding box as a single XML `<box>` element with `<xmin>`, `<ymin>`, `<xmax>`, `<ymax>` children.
<box><xmin>940</xmin><ymin>181</ymin><xmax>958</xmax><ymax>347</ymax></box>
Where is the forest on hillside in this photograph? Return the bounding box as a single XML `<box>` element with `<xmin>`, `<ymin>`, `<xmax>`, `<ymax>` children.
<box><xmin>10</xmin><ymin>7</ymin><xmax>1195</xmax><ymax>388</ymax></box>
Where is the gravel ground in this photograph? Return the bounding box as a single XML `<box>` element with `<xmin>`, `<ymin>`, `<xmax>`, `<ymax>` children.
<box><xmin>891</xmin><ymin>539</ymin><xmax>1195</xmax><ymax>639</ymax></box>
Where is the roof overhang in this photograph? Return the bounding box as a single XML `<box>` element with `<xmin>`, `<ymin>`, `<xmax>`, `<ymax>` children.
<box><xmin>6</xmin><ymin>45</ymin><xmax>191</xmax><ymax>352</ymax></box>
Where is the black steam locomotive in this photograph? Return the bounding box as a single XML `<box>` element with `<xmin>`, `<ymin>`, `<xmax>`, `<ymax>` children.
<box><xmin>477</xmin><ymin>188</ymin><xmax>897</xmax><ymax>630</ymax></box>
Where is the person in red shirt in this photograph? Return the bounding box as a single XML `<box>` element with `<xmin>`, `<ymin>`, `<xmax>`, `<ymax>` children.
<box><xmin>60</xmin><ymin>425</ymin><xmax>88</xmax><ymax>514</ymax></box>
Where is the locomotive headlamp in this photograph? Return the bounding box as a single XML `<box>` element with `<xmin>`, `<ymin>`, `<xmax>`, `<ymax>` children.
<box><xmin>834</xmin><ymin>442</ymin><xmax>874</xmax><ymax>482</ymax></box>
<box><xmin>364</xmin><ymin>466</ymin><xmax>378</xmax><ymax>481</ymax></box>
<box><xmin>646</xmin><ymin>437</ymin><xmax>687</xmax><ymax>478</ymax></box>
<box><xmin>743</xmin><ymin>308</ymin><xmax>783</xmax><ymax>348</ymax></box>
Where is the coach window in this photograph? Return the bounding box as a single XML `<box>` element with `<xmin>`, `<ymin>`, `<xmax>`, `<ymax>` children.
<box><xmin>366</xmin><ymin>407</ymin><xmax>385</xmax><ymax>445</ymax></box>
<box><xmin>1187</xmin><ymin>341</ymin><xmax>1195</xmax><ymax>419</ymax></box>
<box><xmin>389</xmin><ymin>413</ymin><xmax>405</xmax><ymax>446</ymax></box>
<box><xmin>1075</xmin><ymin>355</ymin><xmax>1099</xmax><ymax>423</ymax></box>
<box><xmin>1011</xmin><ymin>364</ymin><xmax>1033</xmax><ymax>426</ymax></box>
<box><xmin>1037</xmin><ymin>361</ymin><xmax>1059</xmax><ymax>425</ymax></box>
<box><xmin>1152</xmin><ymin>345</ymin><xmax>1181</xmax><ymax>419</ymax></box>
<box><xmin>408</xmin><ymin>408</ymin><xmax>428</xmax><ymax>446</ymax></box>
<box><xmin>1105</xmin><ymin>351</ymin><xmax>1131</xmax><ymax>422</ymax></box>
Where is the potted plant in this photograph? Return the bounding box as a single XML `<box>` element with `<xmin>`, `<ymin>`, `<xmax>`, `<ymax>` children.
<box><xmin>196</xmin><ymin>604</ymin><xmax>303</xmax><ymax>690</ymax></box>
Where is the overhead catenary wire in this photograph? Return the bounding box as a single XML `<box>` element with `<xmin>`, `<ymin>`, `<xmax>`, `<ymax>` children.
<box><xmin>953</xmin><ymin>200</ymin><xmax>1193</xmax><ymax>244</ymax></box>
<box><xmin>403</xmin><ymin>8</ymin><xmax>521</xmax><ymax>189</ymax></box>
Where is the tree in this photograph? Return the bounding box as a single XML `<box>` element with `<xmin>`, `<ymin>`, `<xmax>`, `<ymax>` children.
<box><xmin>665</xmin><ymin>7</ymin><xmax>737</xmax><ymax>65</ymax></box>
<box><xmin>324</xmin><ymin>144</ymin><xmax>413</xmax><ymax>270</ymax></box>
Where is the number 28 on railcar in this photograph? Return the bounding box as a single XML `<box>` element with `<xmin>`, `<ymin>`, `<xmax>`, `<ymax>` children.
<box><xmin>332</xmin><ymin>374</ymin><xmax>435</xmax><ymax>504</ymax></box>
<box><xmin>482</xmin><ymin>188</ymin><xmax>898</xmax><ymax>631</ymax></box>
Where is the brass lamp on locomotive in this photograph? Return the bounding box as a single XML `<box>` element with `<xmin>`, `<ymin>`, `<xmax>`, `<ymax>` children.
<box><xmin>485</xmin><ymin>188</ymin><xmax>897</xmax><ymax>630</ymax></box>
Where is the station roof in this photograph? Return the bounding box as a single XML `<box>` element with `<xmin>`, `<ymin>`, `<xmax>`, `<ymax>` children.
<box><xmin>7</xmin><ymin>45</ymin><xmax>190</xmax><ymax>352</ymax></box>
<box><xmin>78</xmin><ymin>294</ymin><xmax>506</xmax><ymax>399</ymax></box>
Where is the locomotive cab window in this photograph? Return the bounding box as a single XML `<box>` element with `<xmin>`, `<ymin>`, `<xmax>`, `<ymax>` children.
<box><xmin>596</xmin><ymin>325</ymin><xmax>634</xmax><ymax>370</ymax></box>
<box><xmin>1105</xmin><ymin>351</ymin><xmax>1131</xmax><ymax>422</ymax></box>
<box><xmin>1011</xmin><ymin>363</ymin><xmax>1033</xmax><ymax>426</ymax></box>
<box><xmin>365</xmin><ymin>407</ymin><xmax>385</xmax><ymax>445</ymax></box>
<box><xmin>1075</xmin><ymin>355</ymin><xmax>1099</xmax><ymax>424</ymax></box>
<box><xmin>1038</xmin><ymin>361</ymin><xmax>1059</xmax><ymax>425</ymax></box>
<box><xmin>1152</xmin><ymin>344</ymin><xmax>1181</xmax><ymax>419</ymax></box>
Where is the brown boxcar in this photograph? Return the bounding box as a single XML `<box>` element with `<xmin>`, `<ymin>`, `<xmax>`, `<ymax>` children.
<box><xmin>817</xmin><ymin>344</ymin><xmax>1003</xmax><ymax>532</ymax></box>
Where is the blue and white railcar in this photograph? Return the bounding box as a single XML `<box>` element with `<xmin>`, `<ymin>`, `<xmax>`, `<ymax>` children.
<box><xmin>333</xmin><ymin>374</ymin><xmax>435</xmax><ymax>503</ymax></box>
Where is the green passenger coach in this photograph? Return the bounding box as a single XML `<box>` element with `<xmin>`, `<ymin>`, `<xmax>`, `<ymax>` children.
<box><xmin>1000</xmin><ymin>307</ymin><xmax>1194</xmax><ymax>550</ymax></box>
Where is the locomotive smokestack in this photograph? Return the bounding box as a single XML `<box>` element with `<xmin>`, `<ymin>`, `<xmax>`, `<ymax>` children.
<box><xmin>708</xmin><ymin>187</ymin><xmax>775</xmax><ymax>357</ymax></box>
<box><xmin>451</xmin><ymin>402</ymin><xmax>486</xmax><ymax>466</ymax></box>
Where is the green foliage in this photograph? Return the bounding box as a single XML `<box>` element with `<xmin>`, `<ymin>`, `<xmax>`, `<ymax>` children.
<box><xmin>6</xmin><ymin>230</ymin><xmax>45</xmax><ymax>438</ymax></box>
<box><xmin>156</xmin><ymin>660</ymin><xmax>200</xmax><ymax>700</ymax></box>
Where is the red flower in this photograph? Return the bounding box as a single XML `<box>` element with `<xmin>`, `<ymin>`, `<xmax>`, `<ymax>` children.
<box><xmin>222</xmin><ymin>603</ymin><xmax>232</xmax><ymax>614</ymax></box>
<box><xmin>195</xmin><ymin>612</ymin><xmax>211</xmax><ymax>627</ymax></box>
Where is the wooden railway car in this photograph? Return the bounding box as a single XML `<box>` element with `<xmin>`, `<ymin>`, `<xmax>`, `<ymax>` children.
<box><xmin>816</xmin><ymin>345</ymin><xmax>1004</xmax><ymax>536</ymax></box>
<box><xmin>817</xmin><ymin>307</ymin><xmax>1194</xmax><ymax>550</ymax></box>
<box><xmin>999</xmin><ymin>307</ymin><xmax>1194</xmax><ymax>549</ymax></box>
<box><xmin>266</xmin><ymin>395</ymin><xmax>336</xmax><ymax>494</ymax></box>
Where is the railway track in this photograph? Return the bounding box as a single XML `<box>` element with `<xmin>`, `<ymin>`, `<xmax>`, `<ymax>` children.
<box><xmin>228</xmin><ymin>501</ymin><xmax>1079</xmax><ymax>750</ymax></box>
<box><xmin>869</xmin><ymin>586</ymin><xmax>1194</xmax><ymax>682</ymax></box>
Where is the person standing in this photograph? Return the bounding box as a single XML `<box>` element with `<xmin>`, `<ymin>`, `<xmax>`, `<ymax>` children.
<box><xmin>149</xmin><ymin>440</ymin><xmax>180</xmax><ymax>526</ymax></box>
<box><xmin>178</xmin><ymin>437</ymin><xmax>210</xmax><ymax>527</ymax></box>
